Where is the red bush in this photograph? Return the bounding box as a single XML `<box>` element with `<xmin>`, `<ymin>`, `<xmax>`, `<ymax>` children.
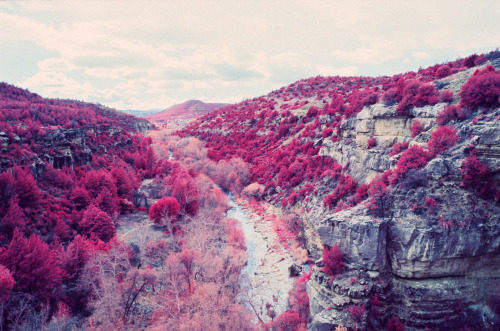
<box><xmin>322</xmin><ymin>244</ymin><xmax>345</xmax><ymax>277</ymax></box>
<box><xmin>369</xmin><ymin>174</ymin><xmax>390</xmax><ymax>217</ymax></box>
<box><xmin>410</xmin><ymin>120</ymin><xmax>423</xmax><ymax>138</ymax></box>
<box><xmin>461</xmin><ymin>151</ymin><xmax>489</xmax><ymax>188</ymax></box>
<box><xmin>80</xmin><ymin>204</ymin><xmax>116</xmax><ymax>242</ymax></box>
<box><xmin>1</xmin><ymin>198</ymin><xmax>26</xmax><ymax>235</ymax></box>
<box><xmin>436</xmin><ymin>65</ymin><xmax>452</xmax><ymax>79</ymax></box>
<box><xmin>387</xmin><ymin>316</ymin><xmax>405</xmax><ymax>331</ymax></box>
<box><xmin>149</xmin><ymin>196</ymin><xmax>181</xmax><ymax>225</ymax></box>
<box><xmin>13</xmin><ymin>166</ymin><xmax>40</xmax><ymax>209</ymax></box>
<box><xmin>459</xmin><ymin>65</ymin><xmax>500</xmax><ymax>111</ymax></box>
<box><xmin>397</xmin><ymin>81</ymin><xmax>438</xmax><ymax>115</ymax></box>
<box><xmin>439</xmin><ymin>89</ymin><xmax>454</xmax><ymax>103</ymax></box>
<box><xmin>389</xmin><ymin>142</ymin><xmax>408</xmax><ymax>157</ymax></box>
<box><xmin>367</xmin><ymin>137</ymin><xmax>376</xmax><ymax>149</ymax></box>
<box><xmin>382</xmin><ymin>88</ymin><xmax>399</xmax><ymax>105</ymax></box>
<box><xmin>427</xmin><ymin>126</ymin><xmax>459</xmax><ymax>157</ymax></box>
<box><xmin>323</xmin><ymin>175</ymin><xmax>357</xmax><ymax>209</ymax></box>
<box><xmin>353</xmin><ymin>183</ymin><xmax>369</xmax><ymax>204</ymax></box>
<box><xmin>463</xmin><ymin>54</ymin><xmax>478</xmax><ymax>68</ymax></box>
<box><xmin>436</xmin><ymin>105</ymin><xmax>459</xmax><ymax>126</ymax></box>
<box><xmin>394</xmin><ymin>145</ymin><xmax>429</xmax><ymax>180</ymax></box>
<box><xmin>346</xmin><ymin>303</ymin><xmax>365</xmax><ymax>323</ymax></box>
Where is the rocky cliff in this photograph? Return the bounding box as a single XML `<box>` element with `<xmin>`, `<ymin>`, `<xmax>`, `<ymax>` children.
<box><xmin>305</xmin><ymin>61</ymin><xmax>500</xmax><ymax>330</ymax></box>
<box><xmin>0</xmin><ymin>82</ymin><xmax>154</xmax><ymax>176</ymax></box>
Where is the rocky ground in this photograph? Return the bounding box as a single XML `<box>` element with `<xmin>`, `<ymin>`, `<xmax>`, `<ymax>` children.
<box><xmin>228</xmin><ymin>196</ymin><xmax>296</xmax><ymax>324</ymax></box>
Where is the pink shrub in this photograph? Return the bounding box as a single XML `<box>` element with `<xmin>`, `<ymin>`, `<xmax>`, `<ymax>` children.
<box><xmin>396</xmin><ymin>81</ymin><xmax>438</xmax><ymax>115</ymax></box>
<box><xmin>459</xmin><ymin>65</ymin><xmax>500</xmax><ymax>111</ymax></box>
<box><xmin>353</xmin><ymin>183</ymin><xmax>369</xmax><ymax>204</ymax></box>
<box><xmin>439</xmin><ymin>89</ymin><xmax>454</xmax><ymax>103</ymax></box>
<box><xmin>410</xmin><ymin>120</ymin><xmax>423</xmax><ymax>138</ymax></box>
<box><xmin>367</xmin><ymin>137</ymin><xmax>376</xmax><ymax>149</ymax></box>
<box><xmin>382</xmin><ymin>88</ymin><xmax>399</xmax><ymax>105</ymax></box>
<box><xmin>322</xmin><ymin>244</ymin><xmax>345</xmax><ymax>277</ymax></box>
<box><xmin>323</xmin><ymin>175</ymin><xmax>357</xmax><ymax>209</ymax></box>
<box><xmin>346</xmin><ymin>303</ymin><xmax>365</xmax><ymax>323</ymax></box>
<box><xmin>369</xmin><ymin>174</ymin><xmax>390</xmax><ymax>217</ymax></box>
<box><xmin>461</xmin><ymin>151</ymin><xmax>489</xmax><ymax>188</ymax></box>
<box><xmin>425</xmin><ymin>197</ymin><xmax>436</xmax><ymax>209</ymax></box>
<box><xmin>394</xmin><ymin>145</ymin><xmax>429</xmax><ymax>180</ymax></box>
<box><xmin>80</xmin><ymin>204</ymin><xmax>116</xmax><ymax>242</ymax></box>
<box><xmin>427</xmin><ymin>126</ymin><xmax>459</xmax><ymax>157</ymax></box>
<box><xmin>387</xmin><ymin>316</ymin><xmax>405</xmax><ymax>331</ymax></box>
<box><xmin>390</xmin><ymin>142</ymin><xmax>408</xmax><ymax>157</ymax></box>
<box><xmin>436</xmin><ymin>65</ymin><xmax>452</xmax><ymax>79</ymax></box>
<box><xmin>0</xmin><ymin>265</ymin><xmax>15</xmax><ymax>301</ymax></box>
<box><xmin>436</xmin><ymin>105</ymin><xmax>459</xmax><ymax>126</ymax></box>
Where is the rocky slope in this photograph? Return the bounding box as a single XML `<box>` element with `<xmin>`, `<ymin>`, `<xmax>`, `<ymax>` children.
<box><xmin>0</xmin><ymin>82</ymin><xmax>154</xmax><ymax>172</ymax></box>
<box><xmin>180</xmin><ymin>51</ymin><xmax>500</xmax><ymax>330</ymax></box>
<box><xmin>305</xmin><ymin>61</ymin><xmax>500</xmax><ymax>330</ymax></box>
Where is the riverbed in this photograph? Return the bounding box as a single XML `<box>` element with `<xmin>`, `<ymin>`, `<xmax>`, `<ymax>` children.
<box><xmin>226</xmin><ymin>195</ymin><xmax>295</xmax><ymax>324</ymax></box>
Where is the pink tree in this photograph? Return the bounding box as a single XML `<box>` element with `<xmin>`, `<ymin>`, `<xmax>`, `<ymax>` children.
<box><xmin>0</xmin><ymin>229</ymin><xmax>63</xmax><ymax>302</ymax></box>
<box><xmin>80</xmin><ymin>204</ymin><xmax>116</xmax><ymax>242</ymax></box>
<box><xmin>149</xmin><ymin>196</ymin><xmax>181</xmax><ymax>231</ymax></box>
<box><xmin>0</xmin><ymin>264</ymin><xmax>15</xmax><ymax>301</ymax></box>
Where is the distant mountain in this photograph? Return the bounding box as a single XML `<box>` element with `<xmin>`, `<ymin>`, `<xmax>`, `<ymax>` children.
<box><xmin>121</xmin><ymin>109</ymin><xmax>161</xmax><ymax>117</ymax></box>
<box><xmin>144</xmin><ymin>100</ymin><xmax>227</xmax><ymax>123</ymax></box>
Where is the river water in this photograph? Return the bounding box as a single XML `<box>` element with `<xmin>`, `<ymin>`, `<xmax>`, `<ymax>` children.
<box><xmin>226</xmin><ymin>194</ymin><xmax>295</xmax><ymax>324</ymax></box>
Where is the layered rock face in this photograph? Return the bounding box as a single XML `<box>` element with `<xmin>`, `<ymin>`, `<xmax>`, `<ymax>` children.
<box><xmin>305</xmin><ymin>65</ymin><xmax>500</xmax><ymax>330</ymax></box>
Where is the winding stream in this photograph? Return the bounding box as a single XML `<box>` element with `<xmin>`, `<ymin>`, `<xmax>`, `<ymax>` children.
<box><xmin>226</xmin><ymin>194</ymin><xmax>295</xmax><ymax>324</ymax></box>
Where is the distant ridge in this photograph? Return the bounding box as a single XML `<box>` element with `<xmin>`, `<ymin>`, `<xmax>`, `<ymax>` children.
<box><xmin>144</xmin><ymin>99</ymin><xmax>227</xmax><ymax>123</ymax></box>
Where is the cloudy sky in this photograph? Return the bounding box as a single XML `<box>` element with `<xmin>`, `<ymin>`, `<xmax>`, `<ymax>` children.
<box><xmin>1</xmin><ymin>1</ymin><xmax>499</xmax><ymax>111</ymax></box>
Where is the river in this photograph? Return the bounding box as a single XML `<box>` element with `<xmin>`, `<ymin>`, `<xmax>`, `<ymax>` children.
<box><xmin>226</xmin><ymin>193</ymin><xmax>295</xmax><ymax>324</ymax></box>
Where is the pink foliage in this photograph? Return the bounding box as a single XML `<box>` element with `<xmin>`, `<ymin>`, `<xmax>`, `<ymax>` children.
<box><xmin>0</xmin><ymin>229</ymin><xmax>63</xmax><ymax>302</ymax></box>
<box><xmin>149</xmin><ymin>196</ymin><xmax>181</xmax><ymax>225</ymax></box>
<box><xmin>461</xmin><ymin>151</ymin><xmax>489</xmax><ymax>188</ymax></box>
<box><xmin>367</xmin><ymin>137</ymin><xmax>376</xmax><ymax>149</ymax></box>
<box><xmin>390</xmin><ymin>142</ymin><xmax>409</xmax><ymax>157</ymax></box>
<box><xmin>459</xmin><ymin>65</ymin><xmax>500</xmax><ymax>111</ymax></box>
<box><xmin>0</xmin><ymin>265</ymin><xmax>15</xmax><ymax>301</ymax></box>
<box><xmin>80</xmin><ymin>204</ymin><xmax>116</xmax><ymax>242</ymax></box>
<box><xmin>324</xmin><ymin>175</ymin><xmax>357</xmax><ymax>209</ymax></box>
<box><xmin>394</xmin><ymin>145</ymin><xmax>429</xmax><ymax>180</ymax></box>
<box><xmin>396</xmin><ymin>81</ymin><xmax>438</xmax><ymax>115</ymax></box>
<box><xmin>439</xmin><ymin>89</ymin><xmax>454</xmax><ymax>103</ymax></box>
<box><xmin>387</xmin><ymin>316</ymin><xmax>405</xmax><ymax>331</ymax></box>
<box><xmin>322</xmin><ymin>244</ymin><xmax>345</xmax><ymax>277</ymax></box>
<box><xmin>410</xmin><ymin>120</ymin><xmax>424</xmax><ymax>138</ymax></box>
<box><xmin>346</xmin><ymin>303</ymin><xmax>365</xmax><ymax>323</ymax></box>
<box><xmin>427</xmin><ymin>126</ymin><xmax>459</xmax><ymax>157</ymax></box>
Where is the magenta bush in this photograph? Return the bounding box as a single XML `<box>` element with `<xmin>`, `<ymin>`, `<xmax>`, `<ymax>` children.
<box><xmin>322</xmin><ymin>244</ymin><xmax>345</xmax><ymax>277</ymax></box>
<box><xmin>459</xmin><ymin>65</ymin><xmax>500</xmax><ymax>111</ymax></box>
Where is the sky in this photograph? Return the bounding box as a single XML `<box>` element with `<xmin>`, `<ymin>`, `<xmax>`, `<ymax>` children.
<box><xmin>0</xmin><ymin>1</ymin><xmax>499</xmax><ymax>111</ymax></box>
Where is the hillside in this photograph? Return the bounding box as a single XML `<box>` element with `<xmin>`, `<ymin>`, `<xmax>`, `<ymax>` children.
<box><xmin>144</xmin><ymin>99</ymin><xmax>227</xmax><ymax>125</ymax></box>
<box><xmin>178</xmin><ymin>50</ymin><xmax>500</xmax><ymax>330</ymax></box>
<box><xmin>0</xmin><ymin>82</ymin><xmax>254</xmax><ymax>330</ymax></box>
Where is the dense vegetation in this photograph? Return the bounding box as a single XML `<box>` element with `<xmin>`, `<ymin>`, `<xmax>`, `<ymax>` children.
<box><xmin>1</xmin><ymin>49</ymin><xmax>500</xmax><ymax>330</ymax></box>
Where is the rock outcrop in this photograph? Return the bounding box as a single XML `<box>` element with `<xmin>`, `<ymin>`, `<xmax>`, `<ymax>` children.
<box><xmin>306</xmin><ymin>64</ymin><xmax>500</xmax><ymax>330</ymax></box>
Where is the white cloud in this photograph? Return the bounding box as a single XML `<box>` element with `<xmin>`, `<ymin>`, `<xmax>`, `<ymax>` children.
<box><xmin>331</xmin><ymin>42</ymin><xmax>405</xmax><ymax>65</ymax></box>
<box><xmin>315</xmin><ymin>64</ymin><xmax>359</xmax><ymax>77</ymax></box>
<box><xmin>20</xmin><ymin>71</ymin><xmax>119</xmax><ymax>102</ymax></box>
<box><xmin>412</xmin><ymin>51</ymin><xmax>432</xmax><ymax>59</ymax></box>
<box><xmin>1</xmin><ymin>1</ymin><xmax>500</xmax><ymax>110</ymax></box>
<box><xmin>38</xmin><ymin>58</ymin><xmax>74</xmax><ymax>72</ymax></box>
